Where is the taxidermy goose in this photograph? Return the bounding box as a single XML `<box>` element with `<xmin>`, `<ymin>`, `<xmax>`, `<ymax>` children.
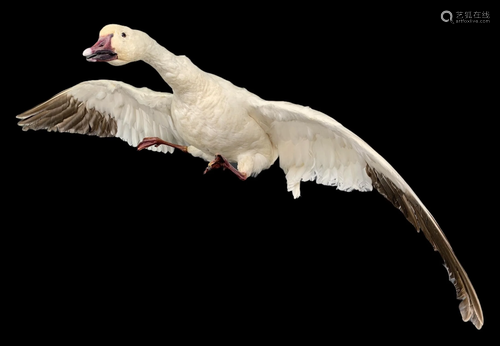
<box><xmin>17</xmin><ymin>24</ymin><xmax>483</xmax><ymax>328</ymax></box>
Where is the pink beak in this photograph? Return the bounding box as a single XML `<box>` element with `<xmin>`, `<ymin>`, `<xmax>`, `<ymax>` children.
<box><xmin>82</xmin><ymin>34</ymin><xmax>117</xmax><ymax>62</ymax></box>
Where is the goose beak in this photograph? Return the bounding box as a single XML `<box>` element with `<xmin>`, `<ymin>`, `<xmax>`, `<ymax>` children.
<box><xmin>83</xmin><ymin>34</ymin><xmax>117</xmax><ymax>62</ymax></box>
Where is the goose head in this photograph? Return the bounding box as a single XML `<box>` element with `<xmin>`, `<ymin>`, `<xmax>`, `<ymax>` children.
<box><xmin>83</xmin><ymin>24</ymin><xmax>151</xmax><ymax>66</ymax></box>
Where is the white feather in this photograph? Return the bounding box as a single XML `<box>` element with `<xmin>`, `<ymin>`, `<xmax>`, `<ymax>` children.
<box><xmin>65</xmin><ymin>80</ymin><xmax>186</xmax><ymax>153</ymax></box>
<box><xmin>247</xmin><ymin>98</ymin><xmax>379</xmax><ymax>197</ymax></box>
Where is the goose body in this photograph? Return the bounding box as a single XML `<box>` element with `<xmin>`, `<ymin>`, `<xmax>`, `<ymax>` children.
<box><xmin>168</xmin><ymin>73</ymin><xmax>278</xmax><ymax>176</ymax></box>
<box><xmin>16</xmin><ymin>24</ymin><xmax>483</xmax><ymax>329</ymax></box>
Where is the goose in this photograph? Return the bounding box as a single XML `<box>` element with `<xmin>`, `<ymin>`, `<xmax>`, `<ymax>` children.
<box><xmin>16</xmin><ymin>24</ymin><xmax>483</xmax><ymax>329</ymax></box>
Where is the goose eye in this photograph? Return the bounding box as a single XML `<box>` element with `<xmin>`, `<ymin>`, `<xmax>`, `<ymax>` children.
<box><xmin>121</xmin><ymin>32</ymin><xmax>127</xmax><ymax>38</ymax></box>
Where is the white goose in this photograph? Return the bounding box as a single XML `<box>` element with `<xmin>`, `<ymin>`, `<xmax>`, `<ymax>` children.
<box><xmin>17</xmin><ymin>24</ymin><xmax>483</xmax><ymax>329</ymax></box>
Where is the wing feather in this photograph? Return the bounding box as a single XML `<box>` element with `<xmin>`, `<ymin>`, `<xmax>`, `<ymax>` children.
<box><xmin>248</xmin><ymin>95</ymin><xmax>483</xmax><ymax>329</ymax></box>
<box><xmin>17</xmin><ymin>80</ymin><xmax>186</xmax><ymax>153</ymax></box>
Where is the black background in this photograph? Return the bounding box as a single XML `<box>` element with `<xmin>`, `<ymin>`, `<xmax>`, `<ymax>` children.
<box><xmin>3</xmin><ymin>3</ymin><xmax>496</xmax><ymax>342</ymax></box>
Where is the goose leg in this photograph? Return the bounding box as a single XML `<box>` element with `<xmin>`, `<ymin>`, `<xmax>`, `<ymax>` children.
<box><xmin>138</xmin><ymin>138</ymin><xmax>246</xmax><ymax>180</ymax></box>
<box><xmin>137</xmin><ymin>137</ymin><xmax>188</xmax><ymax>152</ymax></box>
<box><xmin>204</xmin><ymin>154</ymin><xmax>248</xmax><ymax>181</ymax></box>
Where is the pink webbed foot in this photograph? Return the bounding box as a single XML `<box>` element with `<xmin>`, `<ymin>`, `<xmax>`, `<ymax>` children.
<box><xmin>204</xmin><ymin>154</ymin><xmax>247</xmax><ymax>181</ymax></box>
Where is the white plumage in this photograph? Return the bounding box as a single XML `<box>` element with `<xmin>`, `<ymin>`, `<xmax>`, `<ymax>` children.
<box><xmin>16</xmin><ymin>24</ymin><xmax>483</xmax><ymax>329</ymax></box>
<box><xmin>71</xmin><ymin>80</ymin><xmax>184</xmax><ymax>153</ymax></box>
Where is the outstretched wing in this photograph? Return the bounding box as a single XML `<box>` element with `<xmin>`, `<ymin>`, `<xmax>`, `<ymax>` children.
<box><xmin>247</xmin><ymin>96</ymin><xmax>483</xmax><ymax>329</ymax></box>
<box><xmin>17</xmin><ymin>79</ymin><xmax>187</xmax><ymax>153</ymax></box>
